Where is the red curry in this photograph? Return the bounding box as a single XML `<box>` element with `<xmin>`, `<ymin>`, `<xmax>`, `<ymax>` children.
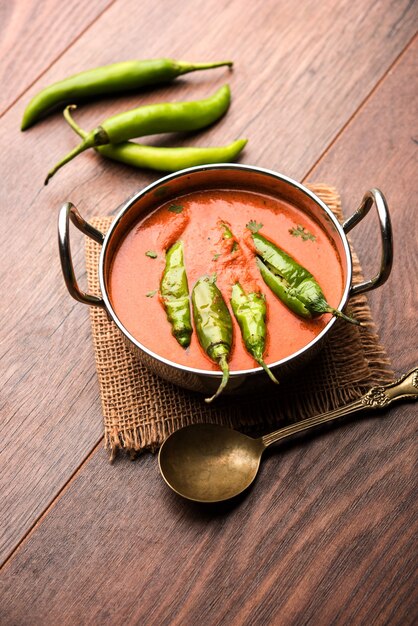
<box><xmin>109</xmin><ymin>189</ymin><xmax>344</xmax><ymax>371</ymax></box>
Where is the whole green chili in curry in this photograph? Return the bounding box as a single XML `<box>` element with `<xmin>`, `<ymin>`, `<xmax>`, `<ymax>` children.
<box><xmin>252</xmin><ymin>232</ymin><xmax>360</xmax><ymax>325</ymax></box>
<box><xmin>63</xmin><ymin>105</ymin><xmax>247</xmax><ymax>173</ymax></box>
<box><xmin>22</xmin><ymin>58</ymin><xmax>233</xmax><ymax>130</ymax></box>
<box><xmin>230</xmin><ymin>282</ymin><xmax>279</xmax><ymax>384</ymax></box>
<box><xmin>45</xmin><ymin>85</ymin><xmax>231</xmax><ymax>183</ymax></box>
<box><xmin>160</xmin><ymin>241</ymin><xmax>192</xmax><ymax>348</ymax></box>
<box><xmin>192</xmin><ymin>275</ymin><xmax>233</xmax><ymax>402</ymax></box>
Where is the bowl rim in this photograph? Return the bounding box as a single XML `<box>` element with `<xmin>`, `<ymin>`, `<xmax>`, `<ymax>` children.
<box><xmin>98</xmin><ymin>163</ymin><xmax>353</xmax><ymax>379</ymax></box>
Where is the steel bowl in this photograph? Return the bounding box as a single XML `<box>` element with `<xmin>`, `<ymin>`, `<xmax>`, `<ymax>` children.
<box><xmin>58</xmin><ymin>164</ymin><xmax>393</xmax><ymax>396</ymax></box>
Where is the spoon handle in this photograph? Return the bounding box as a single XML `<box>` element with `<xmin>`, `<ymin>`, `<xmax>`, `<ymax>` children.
<box><xmin>260</xmin><ymin>366</ymin><xmax>418</xmax><ymax>448</ymax></box>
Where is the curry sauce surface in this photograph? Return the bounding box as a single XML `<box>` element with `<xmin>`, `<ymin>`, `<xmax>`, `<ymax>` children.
<box><xmin>109</xmin><ymin>189</ymin><xmax>344</xmax><ymax>371</ymax></box>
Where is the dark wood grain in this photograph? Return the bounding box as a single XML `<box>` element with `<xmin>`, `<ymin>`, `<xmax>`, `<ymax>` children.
<box><xmin>1</xmin><ymin>0</ymin><xmax>417</xmax><ymax>619</ymax></box>
<box><xmin>1</xmin><ymin>403</ymin><xmax>416</xmax><ymax>625</ymax></box>
<box><xmin>0</xmin><ymin>0</ymin><xmax>115</xmax><ymax>116</ymax></box>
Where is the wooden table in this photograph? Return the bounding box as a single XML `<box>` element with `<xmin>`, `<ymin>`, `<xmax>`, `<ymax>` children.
<box><xmin>1</xmin><ymin>1</ymin><xmax>417</xmax><ymax>623</ymax></box>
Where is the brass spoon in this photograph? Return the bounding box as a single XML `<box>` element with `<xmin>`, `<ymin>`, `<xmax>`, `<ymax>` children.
<box><xmin>158</xmin><ymin>368</ymin><xmax>418</xmax><ymax>503</ymax></box>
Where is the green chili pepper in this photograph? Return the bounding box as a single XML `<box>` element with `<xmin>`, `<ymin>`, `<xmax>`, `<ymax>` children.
<box><xmin>252</xmin><ymin>232</ymin><xmax>360</xmax><ymax>325</ymax></box>
<box><xmin>22</xmin><ymin>58</ymin><xmax>232</xmax><ymax>130</ymax></box>
<box><xmin>230</xmin><ymin>283</ymin><xmax>279</xmax><ymax>384</ymax></box>
<box><xmin>160</xmin><ymin>241</ymin><xmax>192</xmax><ymax>348</ymax></box>
<box><xmin>192</xmin><ymin>276</ymin><xmax>233</xmax><ymax>403</ymax></box>
<box><xmin>45</xmin><ymin>85</ymin><xmax>231</xmax><ymax>184</ymax></box>
<box><xmin>63</xmin><ymin>105</ymin><xmax>247</xmax><ymax>172</ymax></box>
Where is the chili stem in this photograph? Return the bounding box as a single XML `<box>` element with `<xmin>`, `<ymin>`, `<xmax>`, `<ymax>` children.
<box><xmin>326</xmin><ymin>306</ymin><xmax>362</xmax><ymax>326</ymax></box>
<box><xmin>177</xmin><ymin>60</ymin><xmax>233</xmax><ymax>74</ymax></box>
<box><xmin>44</xmin><ymin>126</ymin><xmax>108</xmax><ymax>184</ymax></box>
<box><xmin>258</xmin><ymin>359</ymin><xmax>279</xmax><ymax>384</ymax></box>
<box><xmin>64</xmin><ymin>105</ymin><xmax>87</xmax><ymax>138</ymax></box>
<box><xmin>205</xmin><ymin>356</ymin><xmax>229</xmax><ymax>403</ymax></box>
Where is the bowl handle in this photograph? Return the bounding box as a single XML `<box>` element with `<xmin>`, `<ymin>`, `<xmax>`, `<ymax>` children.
<box><xmin>342</xmin><ymin>189</ymin><xmax>393</xmax><ymax>296</ymax></box>
<box><xmin>58</xmin><ymin>202</ymin><xmax>106</xmax><ymax>308</ymax></box>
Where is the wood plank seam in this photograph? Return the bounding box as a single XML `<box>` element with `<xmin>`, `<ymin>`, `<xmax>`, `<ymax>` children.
<box><xmin>302</xmin><ymin>30</ymin><xmax>418</xmax><ymax>182</ymax></box>
<box><xmin>0</xmin><ymin>437</ymin><xmax>104</xmax><ymax>572</ymax></box>
<box><xmin>0</xmin><ymin>0</ymin><xmax>119</xmax><ymax>121</ymax></box>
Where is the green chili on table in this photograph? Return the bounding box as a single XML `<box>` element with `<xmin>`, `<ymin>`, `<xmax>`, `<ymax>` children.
<box><xmin>45</xmin><ymin>84</ymin><xmax>231</xmax><ymax>184</ymax></box>
<box><xmin>192</xmin><ymin>275</ymin><xmax>233</xmax><ymax>403</ymax></box>
<box><xmin>252</xmin><ymin>232</ymin><xmax>360</xmax><ymax>326</ymax></box>
<box><xmin>63</xmin><ymin>105</ymin><xmax>247</xmax><ymax>172</ymax></box>
<box><xmin>21</xmin><ymin>58</ymin><xmax>232</xmax><ymax>130</ymax></box>
<box><xmin>230</xmin><ymin>282</ymin><xmax>279</xmax><ymax>384</ymax></box>
<box><xmin>160</xmin><ymin>241</ymin><xmax>193</xmax><ymax>348</ymax></box>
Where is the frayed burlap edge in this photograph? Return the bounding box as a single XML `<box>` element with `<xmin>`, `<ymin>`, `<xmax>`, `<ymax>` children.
<box><xmin>85</xmin><ymin>184</ymin><xmax>394</xmax><ymax>460</ymax></box>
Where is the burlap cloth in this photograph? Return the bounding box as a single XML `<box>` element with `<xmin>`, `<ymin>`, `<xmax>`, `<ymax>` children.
<box><xmin>85</xmin><ymin>184</ymin><xmax>394</xmax><ymax>460</ymax></box>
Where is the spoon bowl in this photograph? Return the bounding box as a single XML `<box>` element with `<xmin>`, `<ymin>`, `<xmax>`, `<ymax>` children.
<box><xmin>158</xmin><ymin>368</ymin><xmax>417</xmax><ymax>502</ymax></box>
<box><xmin>158</xmin><ymin>424</ymin><xmax>264</xmax><ymax>502</ymax></box>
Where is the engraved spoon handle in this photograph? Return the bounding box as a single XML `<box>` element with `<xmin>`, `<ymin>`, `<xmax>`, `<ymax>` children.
<box><xmin>260</xmin><ymin>367</ymin><xmax>418</xmax><ymax>448</ymax></box>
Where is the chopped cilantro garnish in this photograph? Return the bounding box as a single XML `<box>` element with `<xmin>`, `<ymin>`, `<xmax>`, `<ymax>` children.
<box><xmin>168</xmin><ymin>204</ymin><xmax>183</xmax><ymax>214</ymax></box>
<box><xmin>246</xmin><ymin>220</ymin><xmax>263</xmax><ymax>233</ymax></box>
<box><xmin>146</xmin><ymin>290</ymin><xmax>157</xmax><ymax>298</ymax></box>
<box><xmin>289</xmin><ymin>225</ymin><xmax>316</xmax><ymax>241</ymax></box>
<box><xmin>145</xmin><ymin>250</ymin><xmax>158</xmax><ymax>258</ymax></box>
<box><xmin>221</xmin><ymin>222</ymin><xmax>233</xmax><ymax>239</ymax></box>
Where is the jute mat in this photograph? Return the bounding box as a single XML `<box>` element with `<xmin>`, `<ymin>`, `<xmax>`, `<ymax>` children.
<box><xmin>85</xmin><ymin>184</ymin><xmax>394</xmax><ymax>460</ymax></box>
